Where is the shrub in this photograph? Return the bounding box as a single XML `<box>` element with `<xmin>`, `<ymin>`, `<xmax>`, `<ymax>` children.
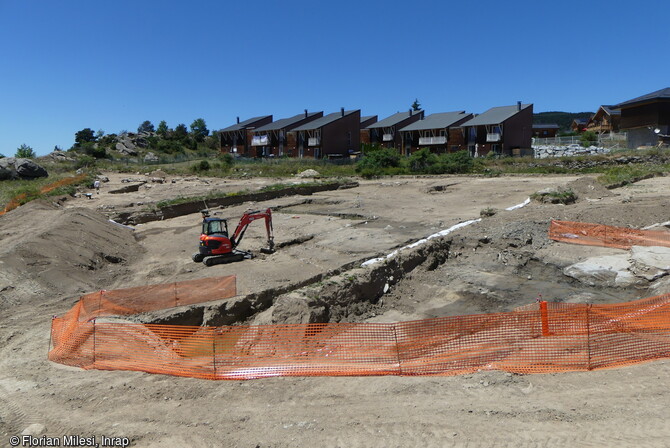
<box><xmin>356</xmin><ymin>147</ymin><xmax>401</xmax><ymax>177</ymax></box>
<box><xmin>191</xmin><ymin>160</ymin><xmax>211</xmax><ymax>172</ymax></box>
<box><xmin>407</xmin><ymin>148</ymin><xmax>438</xmax><ymax>173</ymax></box>
<box><xmin>429</xmin><ymin>151</ymin><xmax>475</xmax><ymax>174</ymax></box>
<box><xmin>81</xmin><ymin>142</ymin><xmax>107</xmax><ymax>159</ymax></box>
<box><xmin>75</xmin><ymin>155</ymin><xmax>96</xmax><ymax>169</ymax></box>
<box><xmin>580</xmin><ymin>131</ymin><xmax>598</xmax><ymax>147</ymax></box>
<box><xmin>156</xmin><ymin>139</ymin><xmax>186</xmax><ymax>154</ymax></box>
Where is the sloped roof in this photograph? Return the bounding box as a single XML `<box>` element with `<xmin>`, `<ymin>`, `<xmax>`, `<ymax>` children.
<box><xmin>601</xmin><ymin>105</ymin><xmax>621</xmax><ymax>116</ymax></box>
<box><xmin>254</xmin><ymin>112</ymin><xmax>322</xmax><ymax>132</ymax></box>
<box><xmin>361</xmin><ymin>115</ymin><xmax>376</xmax><ymax>123</ymax></box>
<box><xmin>398</xmin><ymin>112</ymin><xmax>468</xmax><ymax>132</ymax></box>
<box><xmin>366</xmin><ymin>111</ymin><xmax>422</xmax><ymax>129</ymax></box>
<box><xmin>533</xmin><ymin>123</ymin><xmax>560</xmax><ymax>129</ymax></box>
<box><xmin>573</xmin><ymin>118</ymin><xmax>589</xmax><ymax>125</ymax></box>
<box><xmin>614</xmin><ymin>87</ymin><xmax>670</xmax><ymax>109</ymax></box>
<box><xmin>461</xmin><ymin>104</ymin><xmax>532</xmax><ymax>127</ymax></box>
<box><xmin>292</xmin><ymin>110</ymin><xmax>358</xmax><ymax>131</ymax></box>
<box><xmin>220</xmin><ymin>115</ymin><xmax>272</xmax><ymax>132</ymax></box>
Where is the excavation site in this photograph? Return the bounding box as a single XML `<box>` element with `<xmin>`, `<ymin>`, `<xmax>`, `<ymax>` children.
<box><xmin>2</xmin><ymin>172</ymin><xmax>670</xmax><ymax>446</ymax></box>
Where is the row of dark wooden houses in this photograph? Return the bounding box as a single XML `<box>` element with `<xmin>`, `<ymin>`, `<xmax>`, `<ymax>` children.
<box><xmin>217</xmin><ymin>88</ymin><xmax>670</xmax><ymax>157</ymax></box>
<box><xmin>219</xmin><ymin>102</ymin><xmax>535</xmax><ymax>159</ymax></box>
<box><xmin>570</xmin><ymin>87</ymin><xmax>670</xmax><ymax>149</ymax></box>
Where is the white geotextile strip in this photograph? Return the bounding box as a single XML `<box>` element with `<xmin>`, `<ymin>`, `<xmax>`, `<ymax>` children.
<box><xmin>505</xmin><ymin>197</ymin><xmax>531</xmax><ymax>211</ymax></box>
<box><xmin>361</xmin><ymin>197</ymin><xmax>531</xmax><ymax>267</ymax></box>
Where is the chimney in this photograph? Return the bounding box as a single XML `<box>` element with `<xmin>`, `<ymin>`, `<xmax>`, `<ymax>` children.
<box><xmin>305</xmin><ymin>109</ymin><xmax>308</xmax><ymax>118</ymax></box>
<box><xmin>517</xmin><ymin>101</ymin><xmax>521</xmax><ymax>111</ymax></box>
<box><xmin>341</xmin><ymin>107</ymin><xmax>345</xmax><ymax>117</ymax></box>
<box><xmin>236</xmin><ymin>116</ymin><xmax>240</xmax><ymax>124</ymax></box>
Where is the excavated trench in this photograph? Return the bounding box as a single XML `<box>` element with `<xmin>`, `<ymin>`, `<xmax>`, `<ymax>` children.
<box><xmin>134</xmin><ymin>216</ymin><xmax>646</xmax><ymax>329</ymax></box>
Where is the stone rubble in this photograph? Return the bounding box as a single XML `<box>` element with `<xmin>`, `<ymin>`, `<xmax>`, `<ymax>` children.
<box><xmin>533</xmin><ymin>144</ymin><xmax>611</xmax><ymax>159</ymax></box>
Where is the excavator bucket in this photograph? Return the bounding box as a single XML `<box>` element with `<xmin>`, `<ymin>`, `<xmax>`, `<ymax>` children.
<box><xmin>259</xmin><ymin>238</ymin><xmax>275</xmax><ymax>254</ymax></box>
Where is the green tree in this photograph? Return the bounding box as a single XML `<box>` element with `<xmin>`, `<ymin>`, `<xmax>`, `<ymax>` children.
<box><xmin>411</xmin><ymin>99</ymin><xmax>421</xmax><ymax>111</ymax></box>
<box><xmin>74</xmin><ymin>128</ymin><xmax>96</xmax><ymax>146</ymax></box>
<box><xmin>173</xmin><ymin>123</ymin><xmax>188</xmax><ymax>141</ymax></box>
<box><xmin>81</xmin><ymin>142</ymin><xmax>107</xmax><ymax>159</ymax></box>
<box><xmin>190</xmin><ymin>118</ymin><xmax>209</xmax><ymax>142</ymax></box>
<box><xmin>204</xmin><ymin>131</ymin><xmax>221</xmax><ymax>151</ymax></box>
<box><xmin>156</xmin><ymin>120</ymin><xmax>169</xmax><ymax>137</ymax></box>
<box><xmin>95</xmin><ymin>129</ymin><xmax>105</xmax><ymax>140</ymax></box>
<box><xmin>138</xmin><ymin>120</ymin><xmax>155</xmax><ymax>133</ymax></box>
<box><xmin>0</xmin><ymin>153</ymin><xmax>5</xmax><ymax>158</ymax></box>
<box><xmin>15</xmin><ymin>144</ymin><xmax>36</xmax><ymax>158</ymax></box>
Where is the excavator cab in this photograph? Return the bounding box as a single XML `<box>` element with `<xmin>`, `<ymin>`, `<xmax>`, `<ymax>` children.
<box><xmin>202</xmin><ymin>218</ymin><xmax>229</xmax><ymax>237</ymax></box>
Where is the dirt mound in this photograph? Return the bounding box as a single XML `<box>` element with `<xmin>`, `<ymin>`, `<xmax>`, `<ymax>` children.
<box><xmin>564</xmin><ymin>176</ymin><xmax>612</xmax><ymax>201</ymax></box>
<box><xmin>0</xmin><ymin>200</ymin><xmax>142</xmax><ymax>304</ymax></box>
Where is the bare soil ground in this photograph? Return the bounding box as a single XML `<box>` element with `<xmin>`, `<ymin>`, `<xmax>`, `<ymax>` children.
<box><xmin>2</xmin><ymin>171</ymin><xmax>670</xmax><ymax>447</ymax></box>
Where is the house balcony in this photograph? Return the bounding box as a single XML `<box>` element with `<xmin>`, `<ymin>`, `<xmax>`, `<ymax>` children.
<box><xmin>382</xmin><ymin>134</ymin><xmax>393</xmax><ymax>142</ymax></box>
<box><xmin>251</xmin><ymin>135</ymin><xmax>269</xmax><ymax>146</ymax></box>
<box><xmin>486</xmin><ymin>133</ymin><xmax>502</xmax><ymax>142</ymax></box>
<box><xmin>308</xmin><ymin>137</ymin><xmax>321</xmax><ymax>146</ymax></box>
<box><xmin>419</xmin><ymin>136</ymin><xmax>447</xmax><ymax>145</ymax></box>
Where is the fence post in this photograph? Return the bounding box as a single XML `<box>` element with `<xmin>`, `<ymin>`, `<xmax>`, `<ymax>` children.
<box><xmin>540</xmin><ymin>301</ymin><xmax>550</xmax><ymax>337</ymax></box>
<box><xmin>92</xmin><ymin>318</ymin><xmax>96</xmax><ymax>368</ymax></box>
<box><xmin>212</xmin><ymin>328</ymin><xmax>219</xmax><ymax>378</ymax></box>
<box><xmin>47</xmin><ymin>316</ymin><xmax>55</xmax><ymax>359</ymax></box>
<box><xmin>586</xmin><ymin>304</ymin><xmax>592</xmax><ymax>371</ymax></box>
<box><xmin>392</xmin><ymin>324</ymin><xmax>402</xmax><ymax>375</ymax></box>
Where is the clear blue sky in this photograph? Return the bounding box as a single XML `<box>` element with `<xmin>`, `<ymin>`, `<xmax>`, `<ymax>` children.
<box><xmin>1</xmin><ymin>0</ymin><xmax>668</xmax><ymax>156</ymax></box>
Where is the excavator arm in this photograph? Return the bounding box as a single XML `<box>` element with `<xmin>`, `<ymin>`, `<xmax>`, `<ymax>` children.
<box><xmin>230</xmin><ymin>208</ymin><xmax>275</xmax><ymax>253</ymax></box>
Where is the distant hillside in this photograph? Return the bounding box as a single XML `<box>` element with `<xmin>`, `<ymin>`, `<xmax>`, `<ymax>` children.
<box><xmin>533</xmin><ymin>111</ymin><xmax>594</xmax><ymax>132</ymax></box>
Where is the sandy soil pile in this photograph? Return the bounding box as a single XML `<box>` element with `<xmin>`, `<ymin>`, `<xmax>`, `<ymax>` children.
<box><xmin>0</xmin><ymin>200</ymin><xmax>141</xmax><ymax>305</ymax></box>
<box><xmin>2</xmin><ymin>173</ymin><xmax>670</xmax><ymax>446</ymax></box>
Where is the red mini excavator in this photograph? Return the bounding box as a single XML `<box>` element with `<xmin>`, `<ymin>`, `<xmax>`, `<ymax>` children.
<box><xmin>192</xmin><ymin>208</ymin><xmax>275</xmax><ymax>266</ymax></box>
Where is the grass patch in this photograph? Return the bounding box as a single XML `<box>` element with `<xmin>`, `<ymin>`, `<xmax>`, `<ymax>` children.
<box><xmin>153</xmin><ymin>180</ymin><xmax>345</xmax><ymax>209</ymax></box>
<box><xmin>154</xmin><ymin>189</ymin><xmax>252</xmax><ymax>209</ymax></box>
<box><xmin>597</xmin><ymin>164</ymin><xmax>667</xmax><ymax>187</ymax></box>
<box><xmin>530</xmin><ymin>188</ymin><xmax>577</xmax><ymax>204</ymax></box>
<box><xmin>0</xmin><ymin>173</ymin><xmax>92</xmax><ymax>211</ymax></box>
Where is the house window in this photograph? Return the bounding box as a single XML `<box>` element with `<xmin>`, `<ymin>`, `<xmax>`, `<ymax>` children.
<box><xmin>469</xmin><ymin>127</ymin><xmax>477</xmax><ymax>140</ymax></box>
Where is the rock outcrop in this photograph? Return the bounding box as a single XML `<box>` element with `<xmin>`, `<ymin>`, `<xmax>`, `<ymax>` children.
<box><xmin>0</xmin><ymin>157</ymin><xmax>49</xmax><ymax>180</ymax></box>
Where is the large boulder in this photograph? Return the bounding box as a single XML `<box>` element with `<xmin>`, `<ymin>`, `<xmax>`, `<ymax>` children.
<box><xmin>144</xmin><ymin>152</ymin><xmax>159</xmax><ymax>163</ymax></box>
<box><xmin>629</xmin><ymin>245</ymin><xmax>670</xmax><ymax>281</ymax></box>
<box><xmin>264</xmin><ymin>293</ymin><xmax>328</xmax><ymax>324</ymax></box>
<box><xmin>563</xmin><ymin>254</ymin><xmax>637</xmax><ymax>287</ymax></box>
<box><xmin>0</xmin><ymin>157</ymin><xmax>48</xmax><ymax>180</ymax></box>
<box><xmin>0</xmin><ymin>158</ymin><xmax>13</xmax><ymax>180</ymax></box>
<box><xmin>113</xmin><ymin>132</ymin><xmax>151</xmax><ymax>156</ymax></box>
<box><xmin>115</xmin><ymin>142</ymin><xmax>138</xmax><ymax>156</ymax></box>
<box><xmin>295</xmin><ymin>169</ymin><xmax>321</xmax><ymax>178</ymax></box>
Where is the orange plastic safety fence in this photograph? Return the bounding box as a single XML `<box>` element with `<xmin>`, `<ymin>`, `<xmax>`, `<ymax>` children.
<box><xmin>50</xmin><ymin>275</ymin><xmax>670</xmax><ymax>379</ymax></box>
<box><xmin>0</xmin><ymin>174</ymin><xmax>88</xmax><ymax>215</ymax></box>
<box><xmin>549</xmin><ymin>219</ymin><xmax>670</xmax><ymax>250</ymax></box>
